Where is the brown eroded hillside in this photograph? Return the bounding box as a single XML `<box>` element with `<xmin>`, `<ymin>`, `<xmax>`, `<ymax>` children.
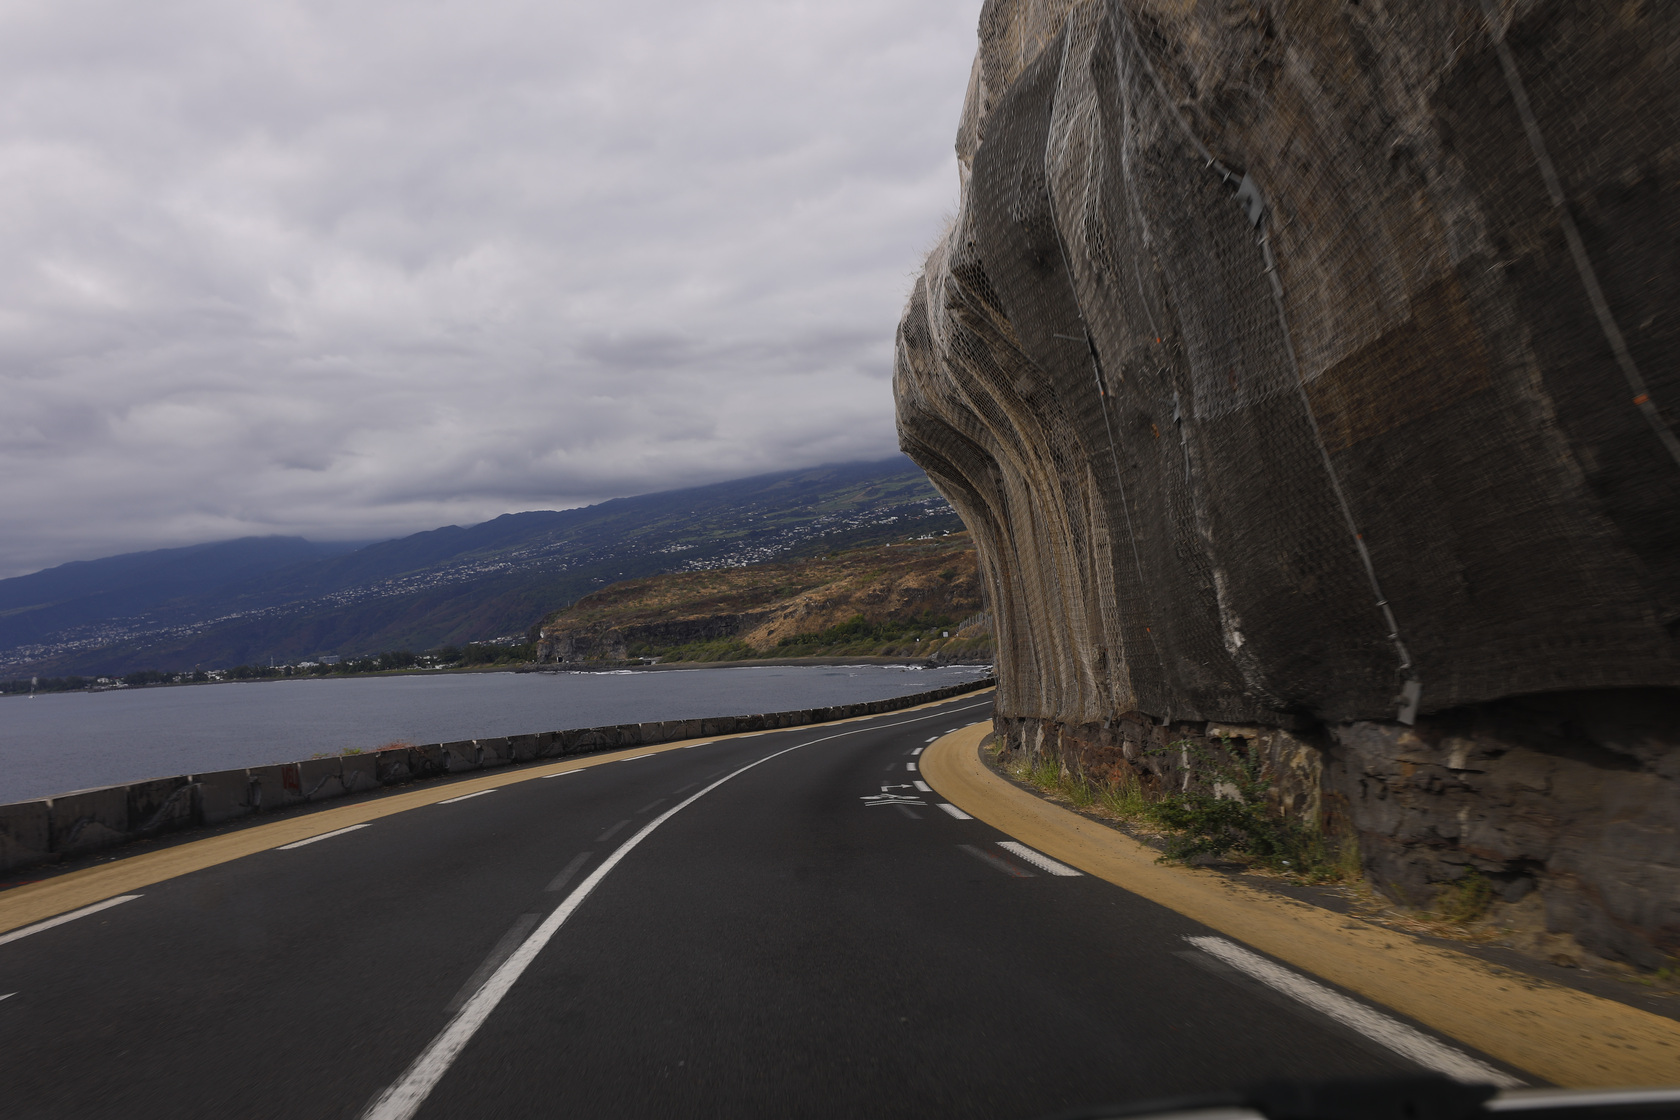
<box><xmin>535</xmin><ymin>534</ymin><xmax>989</xmax><ymax>664</ymax></box>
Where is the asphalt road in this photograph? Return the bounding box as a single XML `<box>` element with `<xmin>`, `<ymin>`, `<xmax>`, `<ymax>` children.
<box><xmin>0</xmin><ymin>695</ymin><xmax>1513</xmax><ymax>1119</ymax></box>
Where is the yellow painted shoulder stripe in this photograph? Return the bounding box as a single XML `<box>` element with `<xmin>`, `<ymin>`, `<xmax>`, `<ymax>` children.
<box><xmin>922</xmin><ymin>722</ymin><xmax>1680</xmax><ymax>1090</ymax></box>
<box><xmin>0</xmin><ymin>688</ymin><xmax>991</xmax><ymax>937</ymax></box>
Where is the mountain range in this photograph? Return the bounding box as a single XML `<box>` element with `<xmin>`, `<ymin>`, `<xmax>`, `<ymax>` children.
<box><xmin>0</xmin><ymin>457</ymin><xmax>961</xmax><ymax>677</ymax></box>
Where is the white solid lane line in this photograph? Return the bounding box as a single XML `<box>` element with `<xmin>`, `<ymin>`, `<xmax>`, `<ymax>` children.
<box><xmin>937</xmin><ymin>803</ymin><xmax>973</xmax><ymax>820</ymax></box>
<box><xmin>361</xmin><ymin>702</ymin><xmax>986</xmax><ymax>1120</ymax></box>
<box><xmin>0</xmin><ymin>895</ymin><xmax>141</xmax><ymax>949</ymax></box>
<box><xmin>913</xmin><ymin>780</ymin><xmax>932</xmax><ymax>792</ymax></box>
<box><xmin>437</xmin><ymin>789</ymin><xmax>496</xmax><ymax>805</ymax></box>
<box><xmin>1186</xmin><ymin>936</ymin><xmax>1522</xmax><ymax>1087</ymax></box>
<box><xmin>445</xmin><ymin>914</ymin><xmax>544</xmax><ymax>1016</ymax></box>
<box><xmin>278</xmin><ymin>823</ymin><xmax>373</xmax><ymax>850</ymax></box>
<box><xmin>996</xmin><ymin>841</ymin><xmax>1081</xmax><ymax>876</ymax></box>
<box><xmin>0</xmin><ymin>992</ymin><xmax>14</xmax><ymax>1002</ymax></box>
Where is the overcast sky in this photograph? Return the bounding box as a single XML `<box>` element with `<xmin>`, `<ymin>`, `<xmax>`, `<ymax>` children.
<box><xmin>0</xmin><ymin>0</ymin><xmax>979</xmax><ymax>577</ymax></box>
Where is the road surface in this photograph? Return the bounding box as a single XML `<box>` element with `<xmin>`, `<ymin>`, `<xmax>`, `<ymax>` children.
<box><xmin>0</xmin><ymin>694</ymin><xmax>1519</xmax><ymax>1118</ymax></box>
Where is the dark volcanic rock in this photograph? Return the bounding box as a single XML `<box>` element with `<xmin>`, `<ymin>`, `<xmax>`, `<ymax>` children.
<box><xmin>897</xmin><ymin>0</ymin><xmax>1680</xmax><ymax>962</ymax></box>
<box><xmin>1326</xmin><ymin>690</ymin><xmax>1680</xmax><ymax>966</ymax></box>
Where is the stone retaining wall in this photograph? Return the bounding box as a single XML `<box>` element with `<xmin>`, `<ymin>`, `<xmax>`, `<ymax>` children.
<box><xmin>0</xmin><ymin>677</ymin><xmax>993</xmax><ymax>876</ymax></box>
<box><xmin>996</xmin><ymin>686</ymin><xmax>1680</xmax><ymax>969</ymax></box>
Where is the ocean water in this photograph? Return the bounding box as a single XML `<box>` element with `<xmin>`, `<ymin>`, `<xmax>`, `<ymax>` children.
<box><xmin>0</xmin><ymin>664</ymin><xmax>991</xmax><ymax>803</ymax></box>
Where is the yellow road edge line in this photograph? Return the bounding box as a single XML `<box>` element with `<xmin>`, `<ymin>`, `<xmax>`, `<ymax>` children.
<box><xmin>0</xmin><ymin>687</ymin><xmax>993</xmax><ymax>936</ymax></box>
<box><xmin>922</xmin><ymin>722</ymin><xmax>1680</xmax><ymax>1090</ymax></box>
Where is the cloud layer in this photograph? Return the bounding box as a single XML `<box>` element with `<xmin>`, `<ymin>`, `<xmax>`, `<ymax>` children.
<box><xmin>0</xmin><ymin>0</ymin><xmax>977</xmax><ymax>576</ymax></box>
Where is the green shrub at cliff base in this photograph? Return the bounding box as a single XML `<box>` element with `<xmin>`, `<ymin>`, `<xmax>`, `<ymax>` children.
<box><xmin>1146</xmin><ymin>739</ymin><xmax>1339</xmax><ymax>876</ymax></box>
<box><xmin>1098</xmin><ymin>768</ymin><xmax>1153</xmax><ymax>819</ymax></box>
<box><xmin>1001</xmin><ymin>747</ymin><xmax>1152</xmax><ymax>823</ymax></box>
<box><xmin>1430</xmin><ymin>870</ymin><xmax>1496</xmax><ymax>925</ymax></box>
<box><xmin>998</xmin><ymin>736</ymin><xmax>1353</xmax><ymax>881</ymax></box>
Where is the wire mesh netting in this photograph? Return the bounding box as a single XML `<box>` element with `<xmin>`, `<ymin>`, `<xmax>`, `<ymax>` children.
<box><xmin>895</xmin><ymin>0</ymin><xmax>1680</xmax><ymax>729</ymax></box>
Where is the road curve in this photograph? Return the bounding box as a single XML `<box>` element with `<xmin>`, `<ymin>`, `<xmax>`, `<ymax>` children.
<box><xmin>0</xmin><ymin>695</ymin><xmax>1520</xmax><ymax>1118</ymax></box>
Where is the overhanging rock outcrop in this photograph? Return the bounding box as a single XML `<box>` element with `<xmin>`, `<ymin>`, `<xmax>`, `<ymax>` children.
<box><xmin>896</xmin><ymin>0</ymin><xmax>1680</xmax><ymax>962</ymax></box>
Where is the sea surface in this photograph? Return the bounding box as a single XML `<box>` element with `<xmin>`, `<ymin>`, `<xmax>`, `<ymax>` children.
<box><xmin>0</xmin><ymin>663</ymin><xmax>992</xmax><ymax>803</ymax></box>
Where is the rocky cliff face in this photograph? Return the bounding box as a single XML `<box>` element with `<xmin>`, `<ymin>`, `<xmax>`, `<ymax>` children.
<box><xmin>896</xmin><ymin>0</ymin><xmax>1680</xmax><ymax>964</ymax></box>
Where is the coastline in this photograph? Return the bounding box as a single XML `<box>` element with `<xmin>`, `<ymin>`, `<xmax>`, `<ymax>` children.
<box><xmin>519</xmin><ymin>654</ymin><xmax>991</xmax><ymax>673</ymax></box>
<box><xmin>3</xmin><ymin>653</ymin><xmax>994</xmax><ymax>697</ymax></box>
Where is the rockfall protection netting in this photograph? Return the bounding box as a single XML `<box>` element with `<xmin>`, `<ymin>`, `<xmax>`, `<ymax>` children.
<box><xmin>895</xmin><ymin>0</ymin><xmax>1680</xmax><ymax>729</ymax></box>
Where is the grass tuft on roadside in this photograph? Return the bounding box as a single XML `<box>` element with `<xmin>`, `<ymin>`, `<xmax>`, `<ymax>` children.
<box><xmin>989</xmin><ymin>737</ymin><xmax>1359</xmax><ymax>884</ymax></box>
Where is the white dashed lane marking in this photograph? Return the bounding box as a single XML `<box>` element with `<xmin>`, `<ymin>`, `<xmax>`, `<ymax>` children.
<box><xmin>0</xmin><ymin>895</ymin><xmax>141</xmax><ymax>948</ymax></box>
<box><xmin>936</xmin><ymin>803</ymin><xmax>973</xmax><ymax>820</ymax></box>
<box><xmin>595</xmin><ymin>819</ymin><xmax>631</xmax><ymax>843</ymax></box>
<box><xmin>437</xmin><ymin>789</ymin><xmax>496</xmax><ymax>805</ymax></box>
<box><xmin>912</xmin><ymin>747</ymin><xmax>925</xmax><ymax>756</ymax></box>
<box><xmin>996</xmin><ymin>841</ymin><xmax>1081</xmax><ymax>876</ymax></box>
<box><xmin>361</xmin><ymin>706</ymin><xmax>980</xmax><ymax>1120</ymax></box>
<box><xmin>913</xmin><ymin>780</ymin><xmax>931</xmax><ymax>792</ymax></box>
<box><xmin>906</xmin><ymin>762</ymin><xmax>918</xmax><ymax>772</ymax></box>
<box><xmin>278</xmin><ymin>823</ymin><xmax>373</xmax><ymax>850</ymax></box>
<box><xmin>1186</xmin><ymin>936</ymin><xmax>1521</xmax><ymax>1087</ymax></box>
<box><xmin>958</xmin><ymin>844</ymin><xmax>1032</xmax><ymax>878</ymax></box>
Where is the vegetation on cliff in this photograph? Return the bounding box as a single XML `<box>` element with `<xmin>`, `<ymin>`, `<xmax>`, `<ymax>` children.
<box><xmin>990</xmin><ymin>735</ymin><xmax>1359</xmax><ymax>884</ymax></box>
<box><xmin>3</xmin><ymin>457</ymin><xmax>961</xmax><ymax>678</ymax></box>
<box><xmin>537</xmin><ymin>535</ymin><xmax>990</xmax><ymax>664</ymax></box>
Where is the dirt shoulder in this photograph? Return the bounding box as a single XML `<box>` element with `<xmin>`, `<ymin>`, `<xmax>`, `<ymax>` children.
<box><xmin>923</xmin><ymin>723</ymin><xmax>1680</xmax><ymax>1088</ymax></box>
<box><xmin>980</xmin><ymin>736</ymin><xmax>1680</xmax><ymax>1025</ymax></box>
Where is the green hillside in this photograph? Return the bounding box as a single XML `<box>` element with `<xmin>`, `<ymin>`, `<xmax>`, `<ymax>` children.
<box><xmin>5</xmin><ymin>457</ymin><xmax>963</xmax><ymax>677</ymax></box>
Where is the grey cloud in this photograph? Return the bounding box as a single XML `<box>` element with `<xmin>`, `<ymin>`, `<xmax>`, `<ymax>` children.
<box><xmin>0</xmin><ymin>0</ymin><xmax>979</xmax><ymax>576</ymax></box>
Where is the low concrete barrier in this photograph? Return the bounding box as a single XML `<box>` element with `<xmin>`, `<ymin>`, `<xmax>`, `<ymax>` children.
<box><xmin>194</xmin><ymin>768</ymin><xmax>258</xmax><ymax>826</ymax></box>
<box><xmin>0</xmin><ymin>799</ymin><xmax>49</xmax><ymax>873</ymax></box>
<box><xmin>0</xmin><ymin>676</ymin><xmax>993</xmax><ymax>876</ymax></box>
